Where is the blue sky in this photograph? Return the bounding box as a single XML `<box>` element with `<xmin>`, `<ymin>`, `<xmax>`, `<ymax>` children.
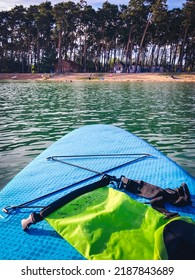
<box><xmin>0</xmin><ymin>0</ymin><xmax>186</xmax><ymax>12</ymax></box>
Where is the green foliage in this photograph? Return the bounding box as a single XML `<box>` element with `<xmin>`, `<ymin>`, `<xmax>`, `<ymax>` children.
<box><xmin>0</xmin><ymin>0</ymin><xmax>194</xmax><ymax>73</ymax></box>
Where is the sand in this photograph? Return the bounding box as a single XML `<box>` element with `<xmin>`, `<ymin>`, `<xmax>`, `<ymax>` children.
<box><xmin>0</xmin><ymin>72</ymin><xmax>195</xmax><ymax>83</ymax></box>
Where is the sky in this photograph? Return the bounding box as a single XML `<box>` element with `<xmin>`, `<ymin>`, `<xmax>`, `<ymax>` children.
<box><xmin>0</xmin><ymin>0</ymin><xmax>187</xmax><ymax>12</ymax></box>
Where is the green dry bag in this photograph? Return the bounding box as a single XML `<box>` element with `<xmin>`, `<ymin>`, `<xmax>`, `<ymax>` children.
<box><xmin>45</xmin><ymin>186</ymin><xmax>195</xmax><ymax>260</ymax></box>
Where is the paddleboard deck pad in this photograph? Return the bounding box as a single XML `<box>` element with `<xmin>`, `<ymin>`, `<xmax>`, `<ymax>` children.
<box><xmin>0</xmin><ymin>124</ymin><xmax>195</xmax><ymax>260</ymax></box>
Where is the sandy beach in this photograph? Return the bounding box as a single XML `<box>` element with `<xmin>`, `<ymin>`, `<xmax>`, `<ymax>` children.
<box><xmin>0</xmin><ymin>72</ymin><xmax>195</xmax><ymax>82</ymax></box>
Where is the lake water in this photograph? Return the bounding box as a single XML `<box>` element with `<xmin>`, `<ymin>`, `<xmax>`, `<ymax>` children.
<box><xmin>0</xmin><ymin>81</ymin><xmax>195</xmax><ymax>189</ymax></box>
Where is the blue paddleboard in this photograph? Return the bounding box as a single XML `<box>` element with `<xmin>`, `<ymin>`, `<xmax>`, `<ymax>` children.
<box><xmin>0</xmin><ymin>124</ymin><xmax>195</xmax><ymax>260</ymax></box>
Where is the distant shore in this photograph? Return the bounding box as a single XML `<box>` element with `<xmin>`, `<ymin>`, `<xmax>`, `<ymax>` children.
<box><xmin>0</xmin><ymin>72</ymin><xmax>195</xmax><ymax>83</ymax></box>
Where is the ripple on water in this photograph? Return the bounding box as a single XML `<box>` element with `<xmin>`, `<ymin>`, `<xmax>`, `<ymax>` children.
<box><xmin>0</xmin><ymin>81</ymin><xmax>195</xmax><ymax>189</ymax></box>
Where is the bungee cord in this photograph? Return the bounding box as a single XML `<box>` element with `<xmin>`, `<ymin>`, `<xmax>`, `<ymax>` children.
<box><xmin>3</xmin><ymin>153</ymin><xmax>152</xmax><ymax>214</ymax></box>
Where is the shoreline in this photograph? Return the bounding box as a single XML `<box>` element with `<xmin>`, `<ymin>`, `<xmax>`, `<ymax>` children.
<box><xmin>0</xmin><ymin>72</ymin><xmax>195</xmax><ymax>83</ymax></box>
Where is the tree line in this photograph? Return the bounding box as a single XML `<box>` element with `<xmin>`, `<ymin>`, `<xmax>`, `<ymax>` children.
<box><xmin>0</xmin><ymin>0</ymin><xmax>194</xmax><ymax>73</ymax></box>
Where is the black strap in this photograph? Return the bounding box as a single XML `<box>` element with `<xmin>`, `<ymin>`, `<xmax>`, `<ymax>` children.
<box><xmin>40</xmin><ymin>175</ymin><xmax>112</xmax><ymax>218</ymax></box>
<box><xmin>120</xmin><ymin>177</ymin><xmax>192</xmax><ymax>217</ymax></box>
<box><xmin>21</xmin><ymin>175</ymin><xmax>113</xmax><ymax>230</ymax></box>
<box><xmin>21</xmin><ymin>175</ymin><xmax>192</xmax><ymax>231</ymax></box>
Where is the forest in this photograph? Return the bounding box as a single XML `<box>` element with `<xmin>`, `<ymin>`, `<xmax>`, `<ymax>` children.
<box><xmin>0</xmin><ymin>0</ymin><xmax>194</xmax><ymax>73</ymax></box>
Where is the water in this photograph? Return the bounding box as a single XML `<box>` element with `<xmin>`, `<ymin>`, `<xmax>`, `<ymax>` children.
<box><xmin>0</xmin><ymin>81</ymin><xmax>195</xmax><ymax>189</ymax></box>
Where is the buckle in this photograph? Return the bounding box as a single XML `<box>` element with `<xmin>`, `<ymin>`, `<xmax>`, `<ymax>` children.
<box><xmin>118</xmin><ymin>175</ymin><xmax>127</xmax><ymax>189</ymax></box>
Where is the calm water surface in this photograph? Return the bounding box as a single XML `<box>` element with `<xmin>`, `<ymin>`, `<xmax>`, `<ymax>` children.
<box><xmin>0</xmin><ymin>81</ymin><xmax>195</xmax><ymax>189</ymax></box>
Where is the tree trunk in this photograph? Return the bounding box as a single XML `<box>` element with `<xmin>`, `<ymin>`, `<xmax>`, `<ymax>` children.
<box><xmin>150</xmin><ymin>44</ymin><xmax>156</xmax><ymax>67</ymax></box>
<box><xmin>178</xmin><ymin>24</ymin><xmax>189</xmax><ymax>70</ymax></box>
<box><xmin>57</xmin><ymin>28</ymin><xmax>62</xmax><ymax>73</ymax></box>
<box><xmin>136</xmin><ymin>13</ymin><xmax>152</xmax><ymax>70</ymax></box>
<box><xmin>125</xmin><ymin>30</ymin><xmax>132</xmax><ymax>70</ymax></box>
